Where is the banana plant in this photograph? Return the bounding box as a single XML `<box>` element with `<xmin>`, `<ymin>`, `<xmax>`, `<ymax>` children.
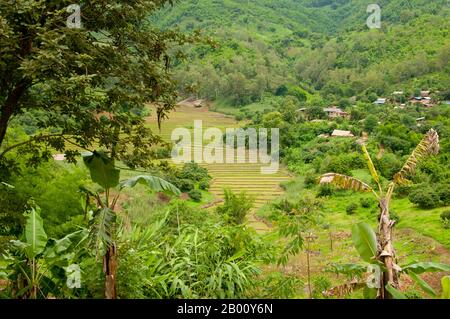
<box><xmin>2</xmin><ymin>207</ymin><xmax>88</xmax><ymax>299</ymax></box>
<box><xmin>327</xmin><ymin>222</ymin><xmax>450</xmax><ymax>299</ymax></box>
<box><xmin>82</xmin><ymin>150</ymin><xmax>180</xmax><ymax>299</ymax></box>
<box><xmin>319</xmin><ymin>129</ymin><xmax>440</xmax><ymax>298</ymax></box>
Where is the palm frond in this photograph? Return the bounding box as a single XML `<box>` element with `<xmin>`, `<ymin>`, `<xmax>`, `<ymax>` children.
<box><xmin>361</xmin><ymin>145</ymin><xmax>381</xmax><ymax>191</ymax></box>
<box><xmin>319</xmin><ymin>173</ymin><xmax>377</xmax><ymax>197</ymax></box>
<box><xmin>119</xmin><ymin>175</ymin><xmax>181</xmax><ymax>196</ymax></box>
<box><xmin>89</xmin><ymin>207</ymin><xmax>116</xmax><ymax>257</ymax></box>
<box><xmin>393</xmin><ymin>129</ymin><xmax>439</xmax><ymax>185</ymax></box>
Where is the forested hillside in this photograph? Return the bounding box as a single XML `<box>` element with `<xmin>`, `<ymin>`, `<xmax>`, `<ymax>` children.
<box><xmin>155</xmin><ymin>0</ymin><xmax>450</xmax><ymax>106</ymax></box>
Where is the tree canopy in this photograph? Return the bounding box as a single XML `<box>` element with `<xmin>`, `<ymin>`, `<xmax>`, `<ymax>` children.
<box><xmin>0</xmin><ymin>0</ymin><xmax>196</xmax><ymax>174</ymax></box>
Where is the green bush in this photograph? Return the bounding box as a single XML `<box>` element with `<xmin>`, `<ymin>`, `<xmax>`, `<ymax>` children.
<box><xmin>317</xmin><ymin>184</ymin><xmax>334</xmax><ymax>197</ymax></box>
<box><xmin>312</xmin><ymin>276</ymin><xmax>332</xmax><ymax>299</ymax></box>
<box><xmin>408</xmin><ymin>187</ymin><xmax>440</xmax><ymax>209</ymax></box>
<box><xmin>346</xmin><ymin>203</ymin><xmax>358</xmax><ymax>215</ymax></box>
<box><xmin>188</xmin><ymin>189</ymin><xmax>202</xmax><ymax>202</ymax></box>
<box><xmin>304</xmin><ymin>172</ymin><xmax>318</xmax><ymax>189</ymax></box>
<box><xmin>271</xmin><ymin>198</ymin><xmax>297</xmax><ymax>215</ymax></box>
<box><xmin>395</xmin><ymin>184</ymin><xmax>413</xmax><ymax>198</ymax></box>
<box><xmin>437</xmin><ymin>185</ymin><xmax>450</xmax><ymax>206</ymax></box>
<box><xmin>9</xmin><ymin>162</ymin><xmax>88</xmax><ymax>237</ymax></box>
<box><xmin>116</xmin><ymin>218</ymin><xmax>265</xmax><ymax>299</ymax></box>
<box><xmin>441</xmin><ymin>210</ymin><xmax>450</xmax><ymax>229</ymax></box>
<box><xmin>254</xmin><ymin>272</ymin><xmax>304</xmax><ymax>299</ymax></box>
<box><xmin>198</xmin><ymin>179</ymin><xmax>210</xmax><ymax>190</ymax></box>
<box><xmin>180</xmin><ymin>162</ymin><xmax>210</xmax><ymax>182</ymax></box>
<box><xmin>152</xmin><ymin>146</ymin><xmax>171</xmax><ymax>159</ymax></box>
<box><xmin>235</xmin><ymin>112</ymin><xmax>245</xmax><ymax>121</ymax></box>
<box><xmin>216</xmin><ymin>189</ymin><xmax>254</xmax><ymax>225</ymax></box>
<box><xmin>176</xmin><ymin>179</ymin><xmax>195</xmax><ymax>192</ymax></box>
<box><xmin>360</xmin><ymin>197</ymin><xmax>374</xmax><ymax>208</ymax></box>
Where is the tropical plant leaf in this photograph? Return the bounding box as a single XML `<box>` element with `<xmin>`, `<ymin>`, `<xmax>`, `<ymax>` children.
<box><xmin>83</xmin><ymin>150</ymin><xmax>120</xmax><ymax>189</ymax></box>
<box><xmin>408</xmin><ymin>271</ymin><xmax>437</xmax><ymax>297</ymax></box>
<box><xmin>9</xmin><ymin>240</ymin><xmax>30</xmax><ymax>252</ymax></box>
<box><xmin>119</xmin><ymin>175</ymin><xmax>181</xmax><ymax>196</ymax></box>
<box><xmin>441</xmin><ymin>276</ymin><xmax>450</xmax><ymax>299</ymax></box>
<box><xmin>89</xmin><ymin>208</ymin><xmax>116</xmax><ymax>255</ymax></box>
<box><xmin>361</xmin><ymin>145</ymin><xmax>380</xmax><ymax>186</ymax></box>
<box><xmin>393</xmin><ymin>129</ymin><xmax>439</xmax><ymax>185</ymax></box>
<box><xmin>319</xmin><ymin>173</ymin><xmax>375</xmax><ymax>194</ymax></box>
<box><xmin>402</xmin><ymin>262</ymin><xmax>450</xmax><ymax>274</ymax></box>
<box><xmin>24</xmin><ymin>207</ymin><xmax>48</xmax><ymax>259</ymax></box>
<box><xmin>363</xmin><ymin>286</ymin><xmax>377</xmax><ymax>299</ymax></box>
<box><xmin>385</xmin><ymin>284</ymin><xmax>407</xmax><ymax>299</ymax></box>
<box><xmin>44</xmin><ymin>229</ymin><xmax>88</xmax><ymax>260</ymax></box>
<box><xmin>351</xmin><ymin>223</ymin><xmax>377</xmax><ymax>263</ymax></box>
<box><xmin>326</xmin><ymin>263</ymin><xmax>367</xmax><ymax>279</ymax></box>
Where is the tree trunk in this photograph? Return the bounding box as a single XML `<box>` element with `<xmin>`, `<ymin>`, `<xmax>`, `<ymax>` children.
<box><xmin>377</xmin><ymin>198</ymin><xmax>399</xmax><ymax>299</ymax></box>
<box><xmin>103</xmin><ymin>243</ymin><xmax>117</xmax><ymax>299</ymax></box>
<box><xmin>0</xmin><ymin>80</ymin><xmax>30</xmax><ymax>150</ymax></box>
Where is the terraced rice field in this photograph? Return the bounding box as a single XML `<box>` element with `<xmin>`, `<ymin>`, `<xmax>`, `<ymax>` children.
<box><xmin>147</xmin><ymin>104</ymin><xmax>292</xmax><ymax>232</ymax></box>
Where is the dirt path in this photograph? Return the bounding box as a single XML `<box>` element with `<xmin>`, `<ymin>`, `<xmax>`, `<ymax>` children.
<box><xmin>146</xmin><ymin>104</ymin><xmax>291</xmax><ymax>232</ymax></box>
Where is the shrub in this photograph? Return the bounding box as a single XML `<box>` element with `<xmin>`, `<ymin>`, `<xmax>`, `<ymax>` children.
<box><xmin>304</xmin><ymin>172</ymin><xmax>318</xmax><ymax>189</ymax></box>
<box><xmin>441</xmin><ymin>210</ymin><xmax>450</xmax><ymax>229</ymax></box>
<box><xmin>408</xmin><ymin>187</ymin><xmax>440</xmax><ymax>209</ymax></box>
<box><xmin>272</xmin><ymin>198</ymin><xmax>297</xmax><ymax>215</ymax></box>
<box><xmin>395</xmin><ymin>184</ymin><xmax>412</xmax><ymax>198</ymax></box>
<box><xmin>188</xmin><ymin>189</ymin><xmax>202</xmax><ymax>202</ymax></box>
<box><xmin>116</xmin><ymin>218</ymin><xmax>265</xmax><ymax>299</ymax></box>
<box><xmin>317</xmin><ymin>184</ymin><xmax>334</xmax><ymax>197</ymax></box>
<box><xmin>360</xmin><ymin>197</ymin><xmax>374</xmax><ymax>208</ymax></box>
<box><xmin>180</xmin><ymin>162</ymin><xmax>210</xmax><ymax>182</ymax></box>
<box><xmin>216</xmin><ymin>189</ymin><xmax>254</xmax><ymax>225</ymax></box>
<box><xmin>176</xmin><ymin>179</ymin><xmax>195</xmax><ymax>192</ymax></box>
<box><xmin>152</xmin><ymin>146</ymin><xmax>171</xmax><ymax>159</ymax></box>
<box><xmin>436</xmin><ymin>185</ymin><xmax>450</xmax><ymax>206</ymax></box>
<box><xmin>235</xmin><ymin>112</ymin><xmax>245</xmax><ymax>121</ymax></box>
<box><xmin>312</xmin><ymin>276</ymin><xmax>332</xmax><ymax>299</ymax></box>
<box><xmin>9</xmin><ymin>162</ymin><xmax>88</xmax><ymax>237</ymax></box>
<box><xmin>376</xmin><ymin>153</ymin><xmax>403</xmax><ymax>179</ymax></box>
<box><xmin>198</xmin><ymin>179</ymin><xmax>210</xmax><ymax>190</ymax></box>
<box><xmin>255</xmin><ymin>272</ymin><xmax>304</xmax><ymax>299</ymax></box>
<box><xmin>346</xmin><ymin>203</ymin><xmax>358</xmax><ymax>215</ymax></box>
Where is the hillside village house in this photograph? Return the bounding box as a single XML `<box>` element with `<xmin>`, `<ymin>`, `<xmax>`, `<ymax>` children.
<box><xmin>331</xmin><ymin>129</ymin><xmax>355</xmax><ymax>138</ymax></box>
<box><xmin>323</xmin><ymin>106</ymin><xmax>349</xmax><ymax>119</ymax></box>
<box><xmin>374</xmin><ymin>98</ymin><xmax>386</xmax><ymax>105</ymax></box>
<box><xmin>410</xmin><ymin>96</ymin><xmax>434</xmax><ymax>108</ymax></box>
